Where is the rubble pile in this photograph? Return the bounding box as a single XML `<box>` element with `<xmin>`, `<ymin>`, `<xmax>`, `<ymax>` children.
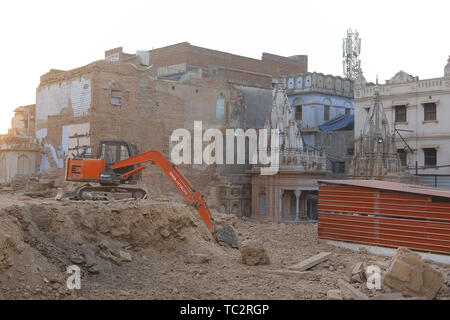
<box><xmin>0</xmin><ymin>192</ymin><xmax>449</xmax><ymax>300</ymax></box>
<box><xmin>0</xmin><ymin>199</ymin><xmax>221</xmax><ymax>299</ymax></box>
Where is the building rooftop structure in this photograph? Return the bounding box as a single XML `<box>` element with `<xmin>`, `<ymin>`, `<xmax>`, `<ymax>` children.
<box><xmin>104</xmin><ymin>42</ymin><xmax>308</xmax><ymax>88</ymax></box>
<box><xmin>284</xmin><ymin>72</ymin><xmax>353</xmax><ymax>99</ymax></box>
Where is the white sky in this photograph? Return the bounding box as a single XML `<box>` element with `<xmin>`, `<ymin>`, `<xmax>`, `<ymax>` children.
<box><xmin>0</xmin><ymin>0</ymin><xmax>449</xmax><ymax>133</ymax></box>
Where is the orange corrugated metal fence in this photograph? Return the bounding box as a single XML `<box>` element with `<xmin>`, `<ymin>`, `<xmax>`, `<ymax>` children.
<box><xmin>318</xmin><ymin>185</ymin><xmax>450</xmax><ymax>255</ymax></box>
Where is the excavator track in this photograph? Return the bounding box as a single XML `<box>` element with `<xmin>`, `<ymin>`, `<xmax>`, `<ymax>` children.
<box><xmin>74</xmin><ymin>184</ymin><xmax>147</xmax><ymax>201</ymax></box>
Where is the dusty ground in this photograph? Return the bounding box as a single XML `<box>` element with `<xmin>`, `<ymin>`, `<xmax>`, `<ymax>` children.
<box><xmin>0</xmin><ymin>191</ymin><xmax>449</xmax><ymax>300</ymax></box>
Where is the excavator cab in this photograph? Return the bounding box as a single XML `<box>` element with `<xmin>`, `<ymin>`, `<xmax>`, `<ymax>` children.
<box><xmin>97</xmin><ymin>140</ymin><xmax>140</xmax><ymax>180</ymax></box>
<box><xmin>65</xmin><ymin>140</ymin><xmax>141</xmax><ymax>186</ymax></box>
<box><xmin>98</xmin><ymin>140</ymin><xmax>138</xmax><ymax>165</ymax></box>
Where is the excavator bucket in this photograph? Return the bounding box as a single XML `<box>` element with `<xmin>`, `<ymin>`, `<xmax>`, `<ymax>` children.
<box><xmin>215</xmin><ymin>225</ymin><xmax>239</xmax><ymax>249</ymax></box>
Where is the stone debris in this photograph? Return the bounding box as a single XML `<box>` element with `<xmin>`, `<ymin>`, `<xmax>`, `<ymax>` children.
<box><xmin>327</xmin><ymin>289</ymin><xmax>343</xmax><ymax>300</ymax></box>
<box><xmin>69</xmin><ymin>254</ymin><xmax>85</xmax><ymax>265</ymax></box>
<box><xmin>372</xmin><ymin>292</ymin><xmax>404</xmax><ymax>300</ymax></box>
<box><xmin>240</xmin><ymin>240</ymin><xmax>270</xmax><ymax>266</ymax></box>
<box><xmin>118</xmin><ymin>250</ymin><xmax>132</xmax><ymax>262</ymax></box>
<box><xmin>350</xmin><ymin>262</ymin><xmax>367</xmax><ymax>283</ymax></box>
<box><xmin>54</xmin><ymin>188</ymin><xmax>64</xmax><ymax>201</ymax></box>
<box><xmin>0</xmin><ymin>231</ymin><xmax>14</xmax><ymax>271</ymax></box>
<box><xmin>404</xmin><ymin>296</ymin><xmax>430</xmax><ymax>300</ymax></box>
<box><xmin>212</xmin><ymin>213</ymin><xmax>237</xmax><ymax>228</ymax></box>
<box><xmin>382</xmin><ymin>247</ymin><xmax>445</xmax><ymax>299</ymax></box>
<box><xmin>337</xmin><ymin>278</ymin><xmax>369</xmax><ymax>300</ymax></box>
<box><xmin>87</xmin><ymin>264</ymin><xmax>101</xmax><ymax>275</ymax></box>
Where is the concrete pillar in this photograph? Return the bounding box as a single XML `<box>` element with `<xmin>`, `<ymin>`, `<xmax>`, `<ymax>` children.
<box><xmin>279</xmin><ymin>189</ymin><xmax>284</xmax><ymax>220</ymax></box>
<box><xmin>301</xmin><ymin>194</ymin><xmax>308</xmax><ymax>220</ymax></box>
<box><xmin>295</xmin><ymin>190</ymin><xmax>301</xmax><ymax>221</ymax></box>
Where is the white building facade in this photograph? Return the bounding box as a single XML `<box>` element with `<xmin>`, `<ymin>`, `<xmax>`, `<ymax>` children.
<box><xmin>353</xmin><ymin>57</ymin><xmax>450</xmax><ymax>187</ymax></box>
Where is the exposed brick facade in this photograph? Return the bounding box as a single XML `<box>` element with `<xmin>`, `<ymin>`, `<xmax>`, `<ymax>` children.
<box><xmin>107</xmin><ymin>42</ymin><xmax>308</xmax><ymax>88</ymax></box>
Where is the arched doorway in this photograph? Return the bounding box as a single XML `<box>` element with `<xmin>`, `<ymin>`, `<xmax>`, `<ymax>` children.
<box><xmin>17</xmin><ymin>154</ymin><xmax>29</xmax><ymax>175</ymax></box>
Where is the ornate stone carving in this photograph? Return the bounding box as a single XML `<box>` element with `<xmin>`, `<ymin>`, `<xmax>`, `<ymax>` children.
<box><xmin>348</xmin><ymin>86</ymin><xmax>410</xmax><ymax>179</ymax></box>
<box><xmin>263</xmin><ymin>86</ymin><xmax>325</xmax><ymax>169</ymax></box>
<box><xmin>445</xmin><ymin>56</ymin><xmax>450</xmax><ymax>77</ymax></box>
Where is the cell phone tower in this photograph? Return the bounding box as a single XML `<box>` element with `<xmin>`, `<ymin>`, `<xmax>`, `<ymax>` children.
<box><xmin>342</xmin><ymin>29</ymin><xmax>362</xmax><ymax>80</ymax></box>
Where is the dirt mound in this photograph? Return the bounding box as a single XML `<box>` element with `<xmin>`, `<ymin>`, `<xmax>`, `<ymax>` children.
<box><xmin>0</xmin><ymin>199</ymin><xmax>224</xmax><ymax>299</ymax></box>
<box><xmin>0</xmin><ymin>206</ymin><xmax>66</xmax><ymax>299</ymax></box>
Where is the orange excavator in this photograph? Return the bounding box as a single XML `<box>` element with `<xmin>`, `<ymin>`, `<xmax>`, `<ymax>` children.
<box><xmin>65</xmin><ymin>139</ymin><xmax>239</xmax><ymax>248</ymax></box>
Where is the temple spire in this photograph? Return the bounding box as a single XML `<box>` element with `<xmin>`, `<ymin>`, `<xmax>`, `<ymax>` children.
<box><xmin>347</xmin><ymin>87</ymin><xmax>410</xmax><ymax>180</ymax></box>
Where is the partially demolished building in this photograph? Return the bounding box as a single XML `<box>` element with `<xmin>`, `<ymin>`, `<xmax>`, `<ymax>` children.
<box><xmin>0</xmin><ymin>105</ymin><xmax>40</xmax><ymax>185</ymax></box>
<box><xmin>30</xmin><ymin>42</ymin><xmax>308</xmax><ymax>215</ymax></box>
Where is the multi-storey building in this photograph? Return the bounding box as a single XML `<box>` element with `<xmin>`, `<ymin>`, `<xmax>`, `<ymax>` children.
<box><xmin>283</xmin><ymin>72</ymin><xmax>355</xmax><ymax>174</ymax></box>
<box><xmin>353</xmin><ymin>56</ymin><xmax>450</xmax><ymax>187</ymax></box>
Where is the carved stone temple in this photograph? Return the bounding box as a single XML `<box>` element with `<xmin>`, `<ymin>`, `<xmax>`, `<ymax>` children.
<box><xmin>251</xmin><ymin>85</ymin><xmax>327</xmax><ymax>222</ymax></box>
<box><xmin>347</xmin><ymin>86</ymin><xmax>416</xmax><ymax>182</ymax></box>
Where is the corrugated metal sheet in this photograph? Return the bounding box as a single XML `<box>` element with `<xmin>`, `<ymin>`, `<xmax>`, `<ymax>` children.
<box><xmin>318</xmin><ymin>179</ymin><xmax>450</xmax><ymax>199</ymax></box>
<box><xmin>318</xmin><ymin>184</ymin><xmax>450</xmax><ymax>255</ymax></box>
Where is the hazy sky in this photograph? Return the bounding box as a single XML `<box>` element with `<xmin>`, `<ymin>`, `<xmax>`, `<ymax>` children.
<box><xmin>0</xmin><ymin>0</ymin><xmax>448</xmax><ymax>133</ymax></box>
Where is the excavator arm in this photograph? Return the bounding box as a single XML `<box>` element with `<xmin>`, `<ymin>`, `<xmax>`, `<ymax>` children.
<box><xmin>111</xmin><ymin>150</ymin><xmax>239</xmax><ymax>248</ymax></box>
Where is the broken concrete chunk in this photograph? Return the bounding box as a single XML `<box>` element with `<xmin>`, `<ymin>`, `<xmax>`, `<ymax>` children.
<box><xmin>69</xmin><ymin>254</ymin><xmax>85</xmax><ymax>265</ymax></box>
<box><xmin>351</xmin><ymin>262</ymin><xmax>367</xmax><ymax>283</ymax></box>
<box><xmin>159</xmin><ymin>229</ymin><xmax>170</xmax><ymax>238</ymax></box>
<box><xmin>88</xmin><ymin>264</ymin><xmax>101</xmax><ymax>275</ymax></box>
<box><xmin>183</xmin><ymin>253</ymin><xmax>211</xmax><ymax>265</ymax></box>
<box><xmin>288</xmin><ymin>252</ymin><xmax>332</xmax><ymax>271</ymax></box>
<box><xmin>55</xmin><ymin>188</ymin><xmax>64</xmax><ymax>201</ymax></box>
<box><xmin>372</xmin><ymin>292</ymin><xmax>404</xmax><ymax>300</ymax></box>
<box><xmin>108</xmin><ymin>254</ymin><xmax>122</xmax><ymax>266</ymax></box>
<box><xmin>327</xmin><ymin>289</ymin><xmax>343</xmax><ymax>300</ymax></box>
<box><xmin>240</xmin><ymin>240</ymin><xmax>270</xmax><ymax>266</ymax></box>
<box><xmin>118</xmin><ymin>250</ymin><xmax>132</xmax><ymax>262</ymax></box>
<box><xmin>382</xmin><ymin>247</ymin><xmax>444</xmax><ymax>299</ymax></box>
<box><xmin>212</xmin><ymin>213</ymin><xmax>237</xmax><ymax>228</ymax></box>
<box><xmin>404</xmin><ymin>296</ymin><xmax>430</xmax><ymax>300</ymax></box>
<box><xmin>0</xmin><ymin>232</ymin><xmax>14</xmax><ymax>271</ymax></box>
<box><xmin>337</xmin><ymin>279</ymin><xmax>369</xmax><ymax>300</ymax></box>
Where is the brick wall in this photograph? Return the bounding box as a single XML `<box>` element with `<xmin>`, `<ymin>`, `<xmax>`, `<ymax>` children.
<box><xmin>146</xmin><ymin>42</ymin><xmax>307</xmax><ymax>87</ymax></box>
